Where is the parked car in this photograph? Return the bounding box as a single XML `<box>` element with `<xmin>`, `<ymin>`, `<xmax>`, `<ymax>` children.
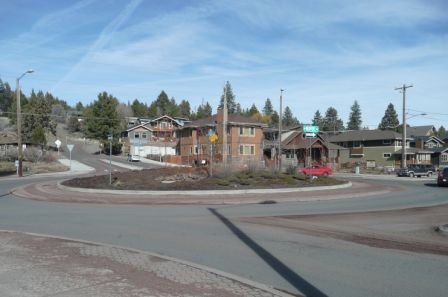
<box><xmin>396</xmin><ymin>164</ymin><xmax>435</xmax><ymax>177</ymax></box>
<box><xmin>437</xmin><ymin>167</ymin><xmax>448</xmax><ymax>187</ymax></box>
<box><xmin>127</xmin><ymin>154</ymin><xmax>140</xmax><ymax>162</ymax></box>
<box><xmin>300</xmin><ymin>165</ymin><xmax>333</xmax><ymax>177</ymax></box>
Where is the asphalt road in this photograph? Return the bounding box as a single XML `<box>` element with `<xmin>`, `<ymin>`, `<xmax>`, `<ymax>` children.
<box><xmin>1</xmin><ymin>151</ymin><xmax>447</xmax><ymax>296</ymax></box>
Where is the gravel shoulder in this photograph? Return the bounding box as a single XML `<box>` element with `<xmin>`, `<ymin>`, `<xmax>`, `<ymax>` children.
<box><xmin>240</xmin><ymin>204</ymin><xmax>448</xmax><ymax>255</ymax></box>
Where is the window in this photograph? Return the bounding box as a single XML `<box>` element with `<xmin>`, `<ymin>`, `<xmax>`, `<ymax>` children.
<box><xmin>383</xmin><ymin>153</ymin><xmax>392</xmax><ymax>158</ymax></box>
<box><xmin>383</xmin><ymin>139</ymin><xmax>392</xmax><ymax>145</ymax></box>
<box><xmin>134</xmin><ymin>132</ymin><xmax>140</xmax><ymax>139</ymax></box>
<box><xmin>353</xmin><ymin>141</ymin><xmax>361</xmax><ymax>147</ymax></box>
<box><xmin>442</xmin><ymin>154</ymin><xmax>448</xmax><ymax>162</ymax></box>
<box><xmin>239</xmin><ymin>127</ymin><xmax>255</xmax><ymax>136</ymax></box>
<box><xmin>142</xmin><ymin>132</ymin><xmax>147</xmax><ymax>139</ymax></box>
<box><xmin>239</xmin><ymin>144</ymin><xmax>255</xmax><ymax>155</ymax></box>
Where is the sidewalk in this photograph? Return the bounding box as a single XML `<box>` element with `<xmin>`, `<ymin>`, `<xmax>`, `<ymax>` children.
<box><xmin>0</xmin><ymin>231</ymin><xmax>293</xmax><ymax>297</ymax></box>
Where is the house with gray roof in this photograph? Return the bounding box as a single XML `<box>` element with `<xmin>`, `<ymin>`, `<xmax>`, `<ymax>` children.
<box><xmin>328</xmin><ymin>129</ymin><xmax>412</xmax><ymax>168</ymax></box>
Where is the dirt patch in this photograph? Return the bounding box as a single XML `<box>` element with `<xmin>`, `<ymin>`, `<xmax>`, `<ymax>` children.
<box><xmin>62</xmin><ymin>167</ymin><xmax>344</xmax><ymax>191</ymax></box>
<box><xmin>240</xmin><ymin>204</ymin><xmax>448</xmax><ymax>255</ymax></box>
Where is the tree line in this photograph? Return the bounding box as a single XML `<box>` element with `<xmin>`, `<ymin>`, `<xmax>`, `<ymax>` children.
<box><xmin>1</xmin><ymin>78</ymin><xmax>446</xmax><ymax>149</ymax></box>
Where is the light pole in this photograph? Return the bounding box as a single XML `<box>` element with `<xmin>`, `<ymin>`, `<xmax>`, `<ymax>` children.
<box><xmin>16</xmin><ymin>69</ymin><xmax>34</xmax><ymax>177</ymax></box>
<box><xmin>278</xmin><ymin>89</ymin><xmax>284</xmax><ymax>172</ymax></box>
<box><xmin>395</xmin><ymin>84</ymin><xmax>413</xmax><ymax>169</ymax></box>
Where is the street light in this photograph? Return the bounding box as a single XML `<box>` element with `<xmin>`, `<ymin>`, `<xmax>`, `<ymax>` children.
<box><xmin>16</xmin><ymin>69</ymin><xmax>34</xmax><ymax>177</ymax></box>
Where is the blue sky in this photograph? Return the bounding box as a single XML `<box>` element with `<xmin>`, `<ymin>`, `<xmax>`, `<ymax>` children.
<box><xmin>1</xmin><ymin>0</ymin><xmax>447</xmax><ymax>128</ymax></box>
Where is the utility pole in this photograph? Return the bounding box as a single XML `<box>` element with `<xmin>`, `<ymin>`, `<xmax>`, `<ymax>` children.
<box><xmin>278</xmin><ymin>89</ymin><xmax>284</xmax><ymax>172</ymax></box>
<box><xmin>395</xmin><ymin>84</ymin><xmax>413</xmax><ymax>169</ymax></box>
<box><xmin>222</xmin><ymin>82</ymin><xmax>228</xmax><ymax>166</ymax></box>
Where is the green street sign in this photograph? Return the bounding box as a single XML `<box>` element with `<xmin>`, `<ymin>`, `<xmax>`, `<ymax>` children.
<box><xmin>303</xmin><ymin>125</ymin><xmax>319</xmax><ymax>133</ymax></box>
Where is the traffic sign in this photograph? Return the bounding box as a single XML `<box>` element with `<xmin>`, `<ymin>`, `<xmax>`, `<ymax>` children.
<box><xmin>209</xmin><ymin>133</ymin><xmax>218</xmax><ymax>143</ymax></box>
<box><xmin>304</xmin><ymin>132</ymin><xmax>317</xmax><ymax>138</ymax></box>
<box><xmin>67</xmin><ymin>144</ymin><xmax>74</xmax><ymax>152</ymax></box>
<box><xmin>55</xmin><ymin>139</ymin><xmax>61</xmax><ymax>148</ymax></box>
<box><xmin>303</xmin><ymin>125</ymin><xmax>319</xmax><ymax>133</ymax></box>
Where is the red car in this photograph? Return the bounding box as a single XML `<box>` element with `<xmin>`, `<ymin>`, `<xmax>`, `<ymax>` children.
<box><xmin>300</xmin><ymin>165</ymin><xmax>333</xmax><ymax>177</ymax></box>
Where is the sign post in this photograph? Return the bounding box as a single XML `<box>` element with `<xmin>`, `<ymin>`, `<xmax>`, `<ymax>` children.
<box><xmin>55</xmin><ymin>139</ymin><xmax>61</xmax><ymax>156</ymax></box>
<box><xmin>108</xmin><ymin>131</ymin><xmax>113</xmax><ymax>185</ymax></box>
<box><xmin>303</xmin><ymin>126</ymin><xmax>320</xmax><ymax>182</ymax></box>
<box><xmin>67</xmin><ymin>144</ymin><xmax>74</xmax><ymax>171</ymax></box>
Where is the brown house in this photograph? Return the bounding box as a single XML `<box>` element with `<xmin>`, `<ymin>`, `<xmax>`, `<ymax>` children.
<box><xmin>263</xmin><ymin>129</ymin><xmax>344</xmax><ymax>170</ymax></box>
<box><xmin>178</xmin><ymin>107</ymin><xmax>267</xmax><ymax>166</ymax></box>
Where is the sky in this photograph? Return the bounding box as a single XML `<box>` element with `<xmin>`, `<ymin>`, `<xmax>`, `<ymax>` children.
<box><xmin>1</xmin><ymin>0</ymin><xmax>447</xmax><ymax>129</ymax></box>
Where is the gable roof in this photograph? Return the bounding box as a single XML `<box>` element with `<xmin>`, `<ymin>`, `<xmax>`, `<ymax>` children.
<box><xmin>406</xmin><ymin>125</ymin><xmax>435</xmax><ymax>138</ymax></box>
<box><xmin>328</xmin><ymin>129</ymin><xmax>403</xmax><ymax>142</ymax></box>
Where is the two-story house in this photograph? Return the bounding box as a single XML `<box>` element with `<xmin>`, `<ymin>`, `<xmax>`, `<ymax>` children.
<box><xmin>121</xmin><ymin>115</ymin><xmax>185</xmax><ymax>158</ymax></box>
<box><xmin>178</xmin><ymin>107</ymin><xmax>267</xmax><ymax>166</ymax></box>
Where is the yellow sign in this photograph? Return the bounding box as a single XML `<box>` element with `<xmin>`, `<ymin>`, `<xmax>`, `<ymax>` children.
<box><xmin>209</xmin><ymin>133</ymin><xmax>218</xmax><ymax>142</ymax></box>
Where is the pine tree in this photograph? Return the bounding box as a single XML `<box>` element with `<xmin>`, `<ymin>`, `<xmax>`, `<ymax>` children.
<box><xmin>219</xmin><ymin>81</ymin><xmax>237</xmax><ymax>114</ymax></box>
<box><xmin>347</xmin><ymin>100</ymin><xmax>362</xmax><ymax>130</ymax></box>
<box><xmin>195</xmin><ymin>102</ymin><xmax>212</xmax><ymax>119</ymax></box>
<box><xmin>22</xmin><ymin>90</ymin><xmax>56</xmax><ymax>143</ymax></box>
<box><xmin>84</xmin><ymin>92</ymin><xmax>120</xmax><ymax>147</ymax></box>
<box><xmin>438</xmin><ymin>125</ymin><xmax>446</xmax><ymax>139</ymax></box>
<box><xmin>282</xmin><ymin>106</ymin><xmax>299</xmax><ymax>127</ymax></box>
<box><xmin>178</xmin><ymin>100</ymin><xmax>191</xmax><ymax>118</ymax></box>
<box><xmin>263</xmin><ymin>98</ymin><xmax>274</xmax><ymax>116</ymax></box>
<box><xmin>148</xmin><ymin>90</ymin><xmax>173</xmax><ymax>117</ymax></box>
<box><xmin>312</xmin><ymin>110</ymin><xmax>323</xmax><ymax>127</ymax></box>
<box><xmin>322</xmin><ymin>107</ymin><xmax>344</xmax><ymax>132</ymax></box>
<box><xmin>378</xmin><ymin>103</ymin><xmax>399</xmax><ymax>130</ymax></box>
<box><xmin>248</xmin><ymin>104</ymin><xmax>259</xmax><ymax>116</ymax></box>
<box><xmin>131</xmin><ymin>99</ymin><xmax>147</xmax><ymax>118</ymax></box>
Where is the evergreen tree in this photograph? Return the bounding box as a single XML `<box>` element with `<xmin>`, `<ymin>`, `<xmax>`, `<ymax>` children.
<box><xmin>219</xmin><ymin>81</ymin><xmax>237</xmax><ymax>113</ymax></box>
<box><xmin>438</xmin><ymin>125</ymin><xmax>446</xmax><ymax>139</ymax></box>
<box><xmin>347</xmin><ymin>100</ymin><xmax>362</xmax><ymax>130</ymax></box>
<box><xmin>148</xmin><ymin>90</ymin><xmax>172</xmax><ymax>117</ymax></box>
<box><xmin>22</xmin><ymin>90</ymin><xmax>56</xmax><ymax>143</ymax></box>
<box><xmin>31</xmin><ymin>126</ymin><xmax>46</xmax><ymax>148</ymax></box>
<box><xmin>263</xmin><ymin>98</ymin><xmax>274</xmax><ymax>116</ymax></box>
<box><xmin>75</xmin><ymin>101</ymin><xmax>84</xmax><ymax>112</ymax></box>
<box><xmin>0</xmin><ymin>79</ymin><xmax>14</xmax><ymax>113</ymax></box>
<box><xmin>322</xmin><ymin>107</ymin><xmax>344</xmax><ymax>132</ymax></box>
<box><xmin>178</xmin><ymin>100</ymin><xmax>191</xmax><ymax>118</ymax></box>
<box><xmin>312</xmin><ymin>110</ymin><xmax>323</xmax><ymax>127</ymax></box>
<box><xmin>194</xmin><ymin>102</ymin><xmax>212</xmax><ymax>119</ymax></box>
<box><xmin>271</xmin><ymin>111</ymin><xmax>279</xmax><ymax>125</ymax></box>
<box><xmin>282</xmin><ymin>106</ymin><xmax>299</xmax><ymax>127</ymax></box>
<box><xmin>131</xmin><ymin>99</ymin><xmax>147</xmax><ymax>118</ymax></box>
<box><xmin>248</xmin><ymin>104</ymin><xmax>259</xmax><ymax>116</ymax></box>
<box><xmin>84</xmin><ymin>92</ymin><xmax>120</xmax><ymax>150</ymax></box>
<box><xmin>378</xmin><ymin>103</ymin><xmax>399</xmax><ymax>130</ymax></box>
<box><xmin>235</xmin><ymin>103</ymin><xmax>242</xmax><ymax>114</ymax></box>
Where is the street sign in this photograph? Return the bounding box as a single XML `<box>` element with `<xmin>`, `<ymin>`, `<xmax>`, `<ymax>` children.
<box><xmin>209</xmin><ymin>133</ymin><xmax>218</xmax><ymax>143</ymax></box>
<box><xmin>67</xmin><ymin>144</ymin><xmax>74</xmax><ymax>152</ymax></box>
<box><xmin>55</xmin><ymin>139</ymin><xmax>61</xmax><ymax>148</ymax></box>
<box><xmin>303</xmin><ymin>125</ymin><xmax>319</xmax><ymax>133</ymax></box>
<box><xmin>305</xmin><ymin>132</ymin><xmax>317</xmax><ymax>138</ymax></box>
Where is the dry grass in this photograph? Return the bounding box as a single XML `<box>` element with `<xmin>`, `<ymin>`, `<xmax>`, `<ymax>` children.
<box><xmin>25</xmin><ymin>161</ymin><xmax>69</xmax><ymax>174</ymax></box>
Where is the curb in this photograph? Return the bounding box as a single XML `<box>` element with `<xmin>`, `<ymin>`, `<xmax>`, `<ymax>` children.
<box><xmin>0</xmin><ymin>230</ymin><xmax>296</xmax><ymax>297</ymax></box>
<box><xmin>57</xmin><ymin>181</ymin><xmax>352</xmax><ymax>196</ymax></box>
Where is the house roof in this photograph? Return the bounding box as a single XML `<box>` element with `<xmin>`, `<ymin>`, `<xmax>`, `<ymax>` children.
<box><xmin>328</xmin><ymin>129</ymin><xmax>403</xmax><ymax>142</ymax></box>
<box><xmin>183</xmin><ymin>114</ymin><xmax>267</xmax><ymax>129</ymax></box>
<box><xmin>430</xmin><ymin>147</ymin><xmax>448</xmax><ymax>154</ymax></box>
<box><xmin>0</xmin><ymin>130</ymin><xmax>17</xmax><ymax>145</ymax></box>
<box><xmin>394</xmin><ymin>148</ymin><xmax>433</xmax><ymax>155</ymax></box>
<box><xmin>125</xmin><ymin>124</ymin><xmax>152</xmax><ymax>132</ymax></box>
<box><xmin>413</xmin><ymin>135</ymin><xmax>444</xmax><ymax>144</ymax></box>
<box><xmin>406</xmin><ymin>125</ymin><xmax>435</xmax><ymax>138</ymax></box>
